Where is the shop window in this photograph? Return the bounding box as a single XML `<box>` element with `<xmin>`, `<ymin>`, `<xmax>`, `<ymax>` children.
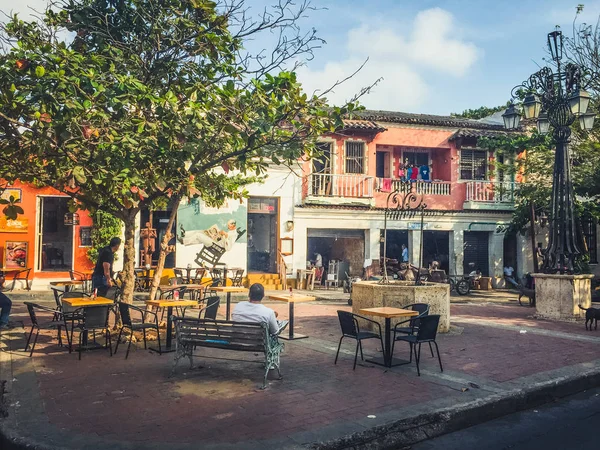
<box><xmin>582</xmin><ymin>217</ymin><xmax>598</xmax><ymax>264</ymax></box>
<box><xmin>79</xmin><ymin>227</ymin><xmax>92</xmax><ymax>247</ymax></box>
<box><xmin>460</xmin><ymin>149</ymin><xmax>487</xmax><ymax>180</ymax></box>
<box><xmin>345</xmin><ymin>141</ymin><xmax>365</xmax><ymax>174</ymax></box>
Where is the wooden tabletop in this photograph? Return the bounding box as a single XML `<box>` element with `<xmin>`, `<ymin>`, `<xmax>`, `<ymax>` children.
<box><xmin>176</xmin><ymin>284</ymin><xmax>207</xmax><ymax>289</ymax></box>
<box><xmin>0</xmin><ymin>267</ymin><xmax>29</xmax><ymax>272</ymax></box>
<box><xmin>50</xmin><ymin>281</ymin><xmax>85</xmax><ymax>287</ymax></box>
<box><xmin>61</xmin><ymin>297</ymin><xmax>114</xmax><ymax>307</ymax></box>
<box><xmin>359</xmin><ymin>307</ymin><xmax>419</xmax><ymax>318</ymax></box>
<box><xmin>145</xmin><ymin>299</ymin><xmax>197</xmax><ymax>308</ymax></box>
<box><xmin>268</xmin><ymin>294</ymin><xmax>316</xmax><ymax>303</ymax></box>
<box><xmin>210</xmin><ymin>286</ymin><xmax>248</xmax><ymax>293</ymax></box>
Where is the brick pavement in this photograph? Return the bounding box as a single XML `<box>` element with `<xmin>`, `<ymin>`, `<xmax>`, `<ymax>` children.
<box><xmin>2</xmin><ymin>298</ymin><xmax>600</xmax><ymax>449</ymax></box>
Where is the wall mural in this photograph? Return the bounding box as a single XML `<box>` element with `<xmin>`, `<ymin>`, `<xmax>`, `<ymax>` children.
<box><xmin>177</xmin><ymin>198</ymin><xmax>247</xmax><ymax>267</ymax></box>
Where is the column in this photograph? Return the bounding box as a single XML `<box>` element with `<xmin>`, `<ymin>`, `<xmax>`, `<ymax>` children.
<box><xmin>409</xmin><ymin>229</ymin><xmax>421</xmax><ymax>266</ymax></box>
<box><xmin>452</xmin><ymin>228</ymin><xmax>464</xmax><ymax>277</ymax></box>
<box><xmin>489</xmin><ymin>232</ymin><xmax>505</xmax><ymax>288</ymax></box>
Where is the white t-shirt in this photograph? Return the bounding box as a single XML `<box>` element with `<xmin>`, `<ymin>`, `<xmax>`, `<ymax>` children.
<box><xmin>232</xmin><ymin>301</ymin><xmax>279</xmax><ymax>334</ymax></box>
<box><xmin>504</xmin><ymin>266</ymin><xmax>515</xmax><ymax>277</ymax></box>
<box><xmin>315</xmin><ymin>254</ymin><xmax>323</xmax><ymax>267</ymax></box>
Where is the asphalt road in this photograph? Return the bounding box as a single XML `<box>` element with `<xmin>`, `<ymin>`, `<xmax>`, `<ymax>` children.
<box><xmin>411</xmin><ymin>387</ymin><xmax>600</xmax><ymax>450</ymax></box>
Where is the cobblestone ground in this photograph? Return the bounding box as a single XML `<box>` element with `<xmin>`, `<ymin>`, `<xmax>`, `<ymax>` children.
<box><xmin>2</xmin><ymin>296</ymin><xmax>600</xmax><ymax>449</ymax></box>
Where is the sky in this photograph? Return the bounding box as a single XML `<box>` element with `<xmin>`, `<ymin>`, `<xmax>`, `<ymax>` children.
<box><xmin>3</xmin><ymin>0</ymin><xmax>600</xmax><ymax>115</ymax></box>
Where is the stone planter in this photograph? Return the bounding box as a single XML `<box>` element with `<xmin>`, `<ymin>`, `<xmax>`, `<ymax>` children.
<box><xmin>533</xmin><ymin>273</ymin><xmax>593</xmax><ymax>322</ymax></box>
<box><xmin>351</xmin><ymin>280</ymin><xmax>450</xmax><ymax>332</ymax></box>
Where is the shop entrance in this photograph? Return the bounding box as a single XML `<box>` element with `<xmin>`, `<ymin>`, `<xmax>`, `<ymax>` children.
<box><xmin>139</xmin><ymin>209</ymin><xmax>177</xmax><ymax>268</ymax></box>
<box><xmin>38</xmin><ymin>196</ymin><xmax>73</xmax><ymax>271</ymax></box>
<box><xmin>247</xmin><ymin>197</ymin><xmax>278</xmax><ymax>273</ymax></box>
<box><xmin>422</xmin><ymin>231</ymin><xmax>450</xmax><ymax>272</ymax></box>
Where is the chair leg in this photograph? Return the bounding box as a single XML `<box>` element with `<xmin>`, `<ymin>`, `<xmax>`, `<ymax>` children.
<box><xmin>156</xmin><ymin>326</ymin><xmax>162</xmax><ymax>355</ymax></box>
<box><xmin>434</xmin><ymin>341</ymin><xmax>443</xmax><ymax>372</ymax></box>
<box><xmin>429</xmin><ymin>341</ymin><xmax>434</xmax><ymax>358</ymax></box>
<box><xmin>353</xmin><ymin>340</ymin><xmax>360</xmax><ymax>370</ymax></box>
<box><xmin>358</xmin><ymin>340</ymin><xmax>364</xmax><ymax>361</ymax></box>
<box><xmin>114</xmin><ymin>327</ymin><xmax>124</xmax><ymax>354</ymax></box>
<box><xmin>143</xmin><ymin>328</ymin><xmax>147</xmax><ymax>349</ymax></box>
<box><xmin>334</xmin><ymin>336</ymin><xmax>344</xmax><ymax>365</ymax></box>
<box><xmin>125</xmin><ymin>329</ymin><xmax>134</xmax><ymax>359</ymax></box>
<box><xmin>106</xmin><ymin>329</ymin><xmax>113</xmax><ymax>357</ymax></box>
<box><xmin>408</xmin><ymin>342</ymin><xmax>413</xmax><ymax>363</ymax></box>
<box><xmin>78</xmin><ymin>332</ymin><xmax>82</xmax><ymax>360</ymax></box>
<box><xmin>24</xmin><ymin>326</ymin><xmax>34</xmax><ymax>352</ymax></box>
<box><xmin>29</xmin><ymin>329</ymin><xmax>40</xmax><ymax>357</ymax></box>
<box><xmin>416</xmin><ymin>343</ymin><xmax>422</xmax><ymax>376</ymax></box>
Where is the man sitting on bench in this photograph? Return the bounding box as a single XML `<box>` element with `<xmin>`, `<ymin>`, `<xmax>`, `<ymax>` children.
<box><xmin>232</xmin><ymin>283</ymin><xmax>287</xmax><ymax>336</ymax></box>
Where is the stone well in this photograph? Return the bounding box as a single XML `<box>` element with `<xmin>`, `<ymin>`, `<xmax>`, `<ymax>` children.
<box><xmin>533</xmin><ymin>273</ymin><xmax>593</xmax><ymax>322</ymax></box>
<box><xmin>352</xmin><ymin>280</ymin><xmax>450</xmax><ymax>332</ymax></box>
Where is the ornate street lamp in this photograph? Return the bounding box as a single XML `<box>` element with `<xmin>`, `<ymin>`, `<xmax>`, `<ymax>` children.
<box><xmin>502</xmin><ymin>28</ymin><xmax>596</xmax><ymax>274</ymax></box>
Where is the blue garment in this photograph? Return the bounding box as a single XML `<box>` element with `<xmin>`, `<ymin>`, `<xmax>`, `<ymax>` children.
<box><xmin>91</xmin><ymin>274</ymin><xmax>109</xmax><ymax>297</ymax></box>
<box><xmin>0</xmin><ymin>291</ymin><xmax>12</xmax><ymax>326</ymax></box>
<box><xmin>402</xmin><ymin>247</ymin><xmax>409</xmax><ymax>262</ymax></box>
<box><xmin>419</xmin><ymin>165</ymin><xmax>431</xmax><ymax>181</ymax></box>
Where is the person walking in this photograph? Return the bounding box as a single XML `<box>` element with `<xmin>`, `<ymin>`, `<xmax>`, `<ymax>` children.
<box><xmin>92</xmin><ymin>237</ymin><xmax>121</xmax><ymax>296</ymax></box>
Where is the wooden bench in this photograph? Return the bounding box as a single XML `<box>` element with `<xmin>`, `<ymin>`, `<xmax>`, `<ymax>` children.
<box><xmin>171</xmin><ymin>317</ymin><xmax>284</xmax><ymax>389</ymax></box>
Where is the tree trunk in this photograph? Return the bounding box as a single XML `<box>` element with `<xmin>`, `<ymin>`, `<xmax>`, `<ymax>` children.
<box><xmin>120</xmin><ymin>209</ymin><xmax>139</xmax><ymax>304</ymax></box>
<box><xmin>149</xmin><ymin>195</ymin><xmax>182</xmax><ymax>301</ymax></box>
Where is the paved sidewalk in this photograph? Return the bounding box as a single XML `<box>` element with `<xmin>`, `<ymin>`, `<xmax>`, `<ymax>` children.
<box><xmin>2</xmin><ymin>296</ymin><xmax>600</xmax><ymax>449</ymax></box>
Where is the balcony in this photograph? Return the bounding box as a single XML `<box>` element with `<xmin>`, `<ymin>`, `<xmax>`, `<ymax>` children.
<box><xmin>305</xmin><ymin>173</ymin><xmax>374</xmax><ymax>205</ymax></box>
<box><xmin>390</xmin><ymin>180</ymin><xmax>452</xmax><ymax>196</ymax></box>
<box><xmin>464</xmin><ymin>181</ymin><xmax>517</xmax><ymax>210</ymax></box>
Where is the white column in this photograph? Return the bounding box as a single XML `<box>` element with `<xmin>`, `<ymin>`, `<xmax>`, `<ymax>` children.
<box><xmin>367</xmin><ymin>227</ymin><xmax>380</xmax><ymax>263</ymax></box>
<box><xmin>409</xmin><ymin>229</ymin><xmax>420</xmax><ymax>265</ymax></box>
<box><xmin>452</xmin><ymin>228</ymin><xmax>464</xmax><ymax>276</ymax></box>
<box><xmin>489</xmin><ymin>232</ymin><xmax>505</xmax><ymax>288</ymax></box>
<box><xmin>293</xmin><ymin>222</ymin><xmax>308</xmax><ymax>273</ymax></box>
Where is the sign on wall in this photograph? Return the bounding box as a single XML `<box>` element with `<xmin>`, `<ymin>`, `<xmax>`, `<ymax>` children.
<box><xmin>4</xmin><ymin>241</ymin><xmax>28</xmax><ymax>268</ymax></box>
<box><xmin>0</xmin><ymin>217</ymin><xmax>29</xmax><ymax>233</ymax></box>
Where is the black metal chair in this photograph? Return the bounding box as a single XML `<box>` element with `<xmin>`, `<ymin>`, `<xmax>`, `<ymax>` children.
<box><xmin>392</xmin><ymin>314</ymin><xmax>443</xmax><ymax>376</ymax></box>
<box><xmin>391</xmin><ymin>303</ymin><xmax>430</xmax><ymax>359</ymax></box>
<box><xmin>231</xmin><ymin>269</ymin><xmax>245</xmax><ymax>287</ymax></box>
<box><xmin>114</xmin><ymin>302</ymin><xmax>161</xmax><ymax>358</ymax></box>
<box><xmin>70</xmin><ymin>306</ymin><xmax>113</xmax><ymax>360</ymax></box>
<box><xmin>69</xmin><ymin>270</ymin><xmax>90</xmax><ymax>293</ymax></box>
<box><xmin>334</xmin><ymin>310</ymin><xmax>385</xmax><ymax>370</ymax></box>
<box><xmin>199</xmin><ymin>296</ymin><xmax>220</xmax><ymax>320</ymax></box>
<box><xmin>24</xmin><ymin>302</ymin><xmax>70</xmax><ymax>356</ymax></box>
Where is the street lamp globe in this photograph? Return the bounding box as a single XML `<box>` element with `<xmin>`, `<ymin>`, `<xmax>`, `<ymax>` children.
<box><xmin>536</xmin><ymin>111</ymin><xmax>550</xmax><ymax>135</ymax></box>
<box><xmin>502</xmin><ymin>103</ymin><xmax>521</xmax><ymax>130</ymax></box>
<box><xmin>522</xmin><ymin>94</ymin><xmax>542</xmax><ymax>119</ymax></box>
<box><xmin>568</xmin><ymin>89</ymin><xmax>591</xmax><ymax>115</ymax></box>
<box><xmin>579</xmin><ymin>110</ymin><xmax>596</xmax><ymax>131</ymax></box>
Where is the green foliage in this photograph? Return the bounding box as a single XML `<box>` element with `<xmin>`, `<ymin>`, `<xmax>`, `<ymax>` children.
<box><xmin>87</xmin><ymin>211</ymin><xmax>123</xmax><ymax>263</ymax></box>
<box><xmin>451</xmin><ymin>104</ymin><xmax>509</xmax><ymax>120</ymax></box>
<box><xmin>0</xmin><ymin>193</ymin><xmax>24</xmax><ymax>220</ymax></box>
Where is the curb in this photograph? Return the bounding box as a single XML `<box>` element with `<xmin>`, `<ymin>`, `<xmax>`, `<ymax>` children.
<box><xmin>309</xmin><ymin>366</ymin><xmax>600</xmax><ymax>450</ymax></box>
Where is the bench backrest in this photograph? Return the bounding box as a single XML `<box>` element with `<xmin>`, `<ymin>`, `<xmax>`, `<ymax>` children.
<box><xmin>173</xmin><ymin>317</ymin><xmax>268</xmax><ymax>353</ymax></box>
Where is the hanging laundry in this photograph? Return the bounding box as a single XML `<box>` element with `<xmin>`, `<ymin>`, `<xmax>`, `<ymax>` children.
<box><xmin>410</xmin><ymin>165</ymin><xmax>418</xmax><ymax>182</ymax></box>
<box><xmin>420</xmin><ymin>164</ymin><xmax>431</xmax><ymax>182</ymax></box>
<box><xmin>382</xmin><ymin>178</ymin><xmax>392</xmax><ymax>192</ymax></box>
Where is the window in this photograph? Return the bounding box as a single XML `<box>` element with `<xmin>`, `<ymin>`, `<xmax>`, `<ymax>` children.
<box><xmin>345</xmin><ymin>141</ymin><xmax>365</xmax><ymax>174</ymax></box>
<box><xmin>403</xmin><ymin>151</ymin><xmax>429</xmax><ymax>167</ymax></box>
<box><xmin>313</xmin><ymin>142</ymin><xmax>332</xmax><ymax>174</ymax></box>
<box><xmin>582</xmin><ymin>217</ymin><xmax>598</xmax><ymax>264</ymax></box>
<box><xmin>460</xmin><ymin>149</ymin><xmax>487</xmax><ymax>180</ymax></box>
<box><xmin>79</xmin><ymin>227</ymin><xmax>92</xmax><ymax>247</ymax></box>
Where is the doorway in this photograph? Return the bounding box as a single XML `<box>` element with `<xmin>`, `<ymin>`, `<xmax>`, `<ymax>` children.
<box><xmin>247</xmin><ymin>197</ymin><xmax>278</xmax><ymax>273</ymax></box>
<box><xmin>463</xmin><ymin>231</ymin><xmax>490</xmax><ymax>276</ymax></box>
<box><xmin>140</xmin><ymin>209</ymin><xmax>177</xmax><ymax>268</ymax></box>
<box><xmin>376</xmin><ymin>151</ymin><xmax>391</xmax><ymax>178</ymax></box>
<box><xmin>422</xmin><ymin>231</ymin><xmax>450</xmax><ymax>272</ymax></box>
<box><xmin>38</xmin><ymin>197</ymin><xmax>73</xmax><ymax>271</ymax></box>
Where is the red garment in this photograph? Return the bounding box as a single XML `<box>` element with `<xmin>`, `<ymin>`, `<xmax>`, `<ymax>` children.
<box><xmin>382</xmin><ymin>178</ymin><xmax>392</xmax><ymax>192</ymax></box>
<box><xmin>410</xmin><ymin>167</ymin><xmax>418</xmax><ymax>180</ymax></box>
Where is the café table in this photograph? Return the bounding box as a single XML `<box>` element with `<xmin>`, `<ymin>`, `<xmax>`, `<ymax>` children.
<box><xmin>145</xmin><ymin>299</ymin><xmax>197</xmax><ymax>353</ymax></box>
<box><xmin>0</xmin><ymin>267</ymin><xmax>32</xmax><ymax>291</ymax></box>
<box><xmin>61</xmin><ymin>296</ymin><xmax>115</xmax><ymax>350</ymax></box>
<box><xmin>268</xmin><ymin>293</ymin><xmax>316</xmax><ymax>340</ymax></box>
<box><xmin>49</xmin><ymin>280</ymin><xmax>86</xmax><ymax>293</ymax></box>
<box><xmin>210</xmin><ymin>286</ymin><xmax>248</xmax><ymax>320</ymax></box>
<box><xmin>358</xmin><ymin>307</ymin><xmax>419</xmax><ymax>368</ymax></box>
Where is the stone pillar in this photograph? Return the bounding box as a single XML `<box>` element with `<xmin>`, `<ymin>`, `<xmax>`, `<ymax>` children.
<box><xmin>489</xmin><ymin>232</ymin><xmax>505</xmax><ymax>288</ymax></box>
<box><xmin>409</xmin><ymin>230</ymin><xmax>420</xmax><ymax>266</ymax></box>
<box><xmin>293</xmin><ymin>224</ymin><xmax>308</xmax><ymax>275</ymax></box>
<box><xmin>367</xmin><ymin>227</ymin><xmax>380</xmax><ymax>263</ymax></box>
<box><xmin>534</xmin><ymin>273</ymin><xmax>593</xmax><ymax>321</ymax></box>
<box><xmin>452</xmin><ymin>229</ymin><xmax>464</xmax><ymax>276</ymax></box>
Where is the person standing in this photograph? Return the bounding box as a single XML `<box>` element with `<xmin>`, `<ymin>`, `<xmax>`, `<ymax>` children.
<box><xmin>0</xmin><ymin>275</ymin><xmax>12</xmax><ymax>329</ymax></box>
<box><xmin>92</xmin><ymin>237</ymin><xmax>121</xmax><ymax>296</ymax></box>
<box><xmin>401</xmin><ymin>244</ymin><xmax>409</xmax><ymax>263</ymax></box>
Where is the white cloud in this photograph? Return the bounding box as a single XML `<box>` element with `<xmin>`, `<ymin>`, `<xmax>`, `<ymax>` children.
<box><xmin>297</xmin><ymin>7</ymin><xmax>481</xmax><ymax>111</ymax></box>
<box><xmin>0</xmin><ymin>0</ymin><xmax>50</xmax><ymax>20</ymax></box>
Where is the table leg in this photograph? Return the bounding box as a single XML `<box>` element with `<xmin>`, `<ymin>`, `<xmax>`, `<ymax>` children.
<box><xmin>226</xmin><ymin>292</ymin><xmax>231</xmax><ymax>320</ymax></box>
<box><xmin>384</xmin><ymin>317</ymin><xmax>391</xmax><ymax>367</ymax></box>
<box><xmin>279</xmin><ymin>301</ymin><xmax>309</xmax><ymax>340</ymax></box>
<box><xmin>166</xmin><ymin>306</ymin><xmax>174</xmax><ymax>351</ymax></box>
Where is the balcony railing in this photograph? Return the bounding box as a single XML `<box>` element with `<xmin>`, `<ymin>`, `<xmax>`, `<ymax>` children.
<box><xmin>465</xmin><ymin>181</ymin><xmax>517</xmax><ymax>203</ymax></box>
<box><xmin>389</xmin><ymin>180</ymin><xmax>452</xmax><ymax>196</ymax></box>
<box><xmin>308</xmin><ymin>173</ymin><xmax>374</xmax><ymax>198</ymax></box>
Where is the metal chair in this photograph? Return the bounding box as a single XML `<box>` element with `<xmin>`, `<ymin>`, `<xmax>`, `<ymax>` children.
<box><xmin>392</xmin><ymin>314</ymin><xmax>443</xmax><ymax>376</ymax></box>
<box><xmin>391</xmin><ymin>303</ymin><xmax>431</xmax><ymax>361</ymax></box>
<box><xmin>231</xmin><ymin>269</ymin><xmax>245</xmax><ymax>287</ymax></box>
<box><xmin>198</xmin><ymin>296</ymin><xmax>220</xmax><ymax>320</ymax></box>
<box><xmin>24</xmin><ymin>302</ymin><xmax>70</xmax><ymax>356</ymax></box>
<box><xmin>334</xmin><ymin>310</ymin><xmax>384</xmax><ymax>370</ymax></box>
<box><xmin>70</xmin><ymin>306</ymin><xmax>113</xmax><ymax>360</ymax></box>
<box><xmin>69</xmin><ymin>270</ymin><xmax>90</xmax><ymax>293</ymax></box>
<box><xmin>114</xmin><ymin>302</ymin><xmax>161</xmax><ymax>358</ymax></box>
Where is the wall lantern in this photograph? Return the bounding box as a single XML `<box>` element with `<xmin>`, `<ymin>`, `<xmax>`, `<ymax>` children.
<box><xmin>64</xmin><ymin>212</ymin><xmax>80</xmax><ymax>226</ymax></box>
<box><xmin>536</xmin><ymin>111</ymin><xmax>550</xmax><ymax>135</ymax></box>
<box><xmin>285</xmin><ymin>220</ymin><xmax>294</xmax><ymax>232</ymax></box>
<box><xmin>568</xmin><ymin>89</ymin><xmax>591</xmax><ymax>116</ymax></box>
<box><xmin>579</xmin><ymin>110</ymin><xmax>596</xmax><ymax>131</ymax></box>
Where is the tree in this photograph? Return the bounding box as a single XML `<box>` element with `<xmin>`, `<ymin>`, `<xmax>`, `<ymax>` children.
<box><xmin>450</xmin><ymin>104</ymin><xmax>508</xmax><ymax>120</ymax></box>
<box><xmin>0</xmin><ymin>0</ymin><xmax>366</xmax><ymax>302</ymax></box>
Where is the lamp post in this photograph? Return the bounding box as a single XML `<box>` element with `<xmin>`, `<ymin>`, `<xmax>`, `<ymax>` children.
<box><xmin>502</xmin><ymin>29</ymin><xmax>596</xmax><ymax>274</ymax></box>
